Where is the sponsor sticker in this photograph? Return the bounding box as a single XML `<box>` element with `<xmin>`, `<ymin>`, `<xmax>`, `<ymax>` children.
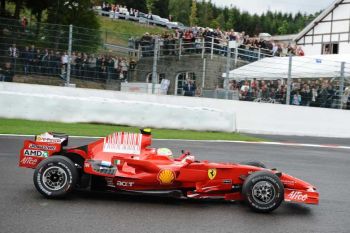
<box><xmin>287</xmin><ymin>191</ymin><xmax>308</xmax><ymax>202</ymax></box>
<box><xmin>208</xmin><ymin>168</ymin><xmax>217</xmax><ymax>180</ymax></box>
<box><xmin>157</xmin><ymin>170</ymin><xmax>175</xmax><ymax>184</ymax></box>
<box><xmin>36</xmin><ymin>136</ymin><xmax>62</xmax><ymax>143</ymax></box>
<box><xmin>103</xmin><ymin>132</ymin><xmax>142</xmax><ymax>155</ymax></box>
<box><xmin>20</xmin><ymin>156</ymin><xmax>38</xmax><ymax>165</ymax></box>
<box><xmin>29</xmin><ymin>144</ymin><xmax>57</xmax><ymax>151</ymax></box>
<box><xmin>116</xmin><ymin>181</ymin><xmax>134</xmax><ymax>187</ymax></box>
<box><xmin>24</xmin><ymin>149</ymin><xmax>49</xmax><ymax>157</ymax></box>
<box><xmin>223</xmin><ymin>179</ymin><xmax>232</xmax><ymax>184</ymax></box>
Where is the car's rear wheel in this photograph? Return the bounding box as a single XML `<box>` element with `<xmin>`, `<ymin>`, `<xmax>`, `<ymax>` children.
<box><xmin>242</xmin><ymin>171</ymin><xmax>284</xmax><ymax>213</ymax></box>
<box><xmin>33</xmin><ymin>156</ymin><xmax>77</xmax><ymax>198</ymax></box>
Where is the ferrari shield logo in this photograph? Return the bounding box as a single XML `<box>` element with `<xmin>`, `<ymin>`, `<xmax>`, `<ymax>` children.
<box><xmin>208</xmin><ymin>168</ymin><xmax>217</xmax><ymax>180</ymax></box>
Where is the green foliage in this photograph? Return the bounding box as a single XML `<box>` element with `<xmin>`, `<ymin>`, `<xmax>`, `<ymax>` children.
<box><xmin>278</xmin><ymin>20</ymin><xmax>289</xmax><ymax>35</ymax></box>
<box><xmin>146</xmin><ymin>0</ymin><xmax>155</xmax><ymax>13</ymax></box>
<box><xmin>189</xmin><ymin>0</ymin><xmax>198</xmax><ymax>26</ymax></box>
<box><xmin>169</xmin><ymin>0</ymin><xmax>320</xmax><ymax>35</ymax></box>
<box><xmin>168</xmin><ymin>0</ymin><xmax>191</xmax><ymax>25</ymax></box>
<box><xmin>152</xmin><ymin>0</ymin><xmax>169</xmax><ymax>18</ymax></box>
<box><xmin>44</xmin><ymin>0</ymin><xmax>101</xmax><ymax>52</ymax></box>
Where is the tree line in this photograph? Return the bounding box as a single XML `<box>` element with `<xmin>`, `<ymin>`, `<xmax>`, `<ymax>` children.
<box><xmin>96</xmin><ymin>0</ymin><xmax>321</xmax><ymax>36</ymax></box>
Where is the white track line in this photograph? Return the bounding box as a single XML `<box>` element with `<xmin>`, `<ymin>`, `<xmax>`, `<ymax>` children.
<box><xmin>1</xmin><ymin>133</ymin><xmax>350</xmax><ymax>150</ymax></box>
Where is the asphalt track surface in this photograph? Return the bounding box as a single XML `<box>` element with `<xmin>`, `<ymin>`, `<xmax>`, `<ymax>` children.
<box><xmin>1</xmin><ymin>135</ymin><xmax>350</xmax><ymax>233</ymax></box>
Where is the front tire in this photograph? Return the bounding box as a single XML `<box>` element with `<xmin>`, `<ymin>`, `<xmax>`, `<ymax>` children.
<box><xmin>33</xmin><ymin>156</ymin><xmax>77</xmax><ymax>198</ymax></box>
<box><xmin>242</xmin><ymin>171</ymin><xmax>284</xmax><ymax>213</ymax></box>
<box><xmin>240</xmin><ymin>161</ymin><xmax>266</xmax><ymax>168</ymax></box>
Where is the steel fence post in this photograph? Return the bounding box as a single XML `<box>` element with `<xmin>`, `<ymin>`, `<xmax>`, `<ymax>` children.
<box><xmin>286</xmin><ymin>55</ymin><xmax>292</xmax><ymax>105</ymax></box>
<box><xmin>152</xmin><ymin>37</ymin><xmax>159</xmax><ymax>94</ymax></box>
<box><xmin>201</xmin><ymin>37</ymin><xmax>205</xmax><ymax>59</ymax></box>
<box><xmin>224</xmin><ymin>43</ymin><xmax>230</xmax><ymax>99</ymax></box>
<box><xmin>234</xmin><ymin>47</ymin><xmax>238</xmax><ymax>68</ymax></box>
<box><xmin>66</xmin><ymin>24</ymin><xmax>73</xmax><ymax>87</ymax></box>
<box><xmin>339</xmin><ymin>62</ymin><xmax>345</xmax><ymax>109</ymax></box>
<box><xmin>179</xmin><ymin>38</ymin><xmax>182</xmax><ymax>60</ymax></box>
<box><xmin>210</xmin><ymin>37</ymin><xmax>214</xmax><ymax>59</ymax></box>
<box><xmin>202</xmin><ymin>58</ymin><xmax>206</xmax><ymax>89</ymax></box>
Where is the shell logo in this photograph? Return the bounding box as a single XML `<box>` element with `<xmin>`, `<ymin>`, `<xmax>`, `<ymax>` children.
<box><xmin>157</xmin><ymin>169</ymin><xmax>175</xmax><ymax>185</ymax></box>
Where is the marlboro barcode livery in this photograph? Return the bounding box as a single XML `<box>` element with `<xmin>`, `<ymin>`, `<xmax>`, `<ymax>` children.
<box><xmin>18</xmin><ymin>129</ymin><xmax>319</xmax><ymax>213</ymax></box>
<box><xmin>103</xmin><ymin>132</ymin><xmax>143</xmax><ymax>155</ymax></box>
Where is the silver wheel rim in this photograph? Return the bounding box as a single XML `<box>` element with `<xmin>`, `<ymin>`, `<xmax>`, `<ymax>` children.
<box><xmin>42</xmin><ymin>166</ymin><xmax>68</xmax><ymax>191</ymax></box>
<box><xmin>252</xmin><ymin>181</ymin><xmax>276</xmax><ymax>204</ymax></box>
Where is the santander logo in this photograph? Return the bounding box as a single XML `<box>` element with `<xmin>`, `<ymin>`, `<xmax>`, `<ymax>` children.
<box><xmin>20</xmin><ymin>157</ymin><xmax>38</xmax><ymax>165</ymax></box>
<box><xmin>288</xmin><ymin>191</ymin><xmax>308</xmax><ymax>201</ymax></box>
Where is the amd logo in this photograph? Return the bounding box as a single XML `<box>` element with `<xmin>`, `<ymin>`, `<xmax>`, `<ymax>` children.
<box><xmin>24</xmin><ymin>149</ymin><xmax>48</xmax><ymax>157</ymax></box>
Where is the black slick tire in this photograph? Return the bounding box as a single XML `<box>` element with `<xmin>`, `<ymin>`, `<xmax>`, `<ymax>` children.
<box><xmin>33</xmin><ymin>156</ymin><xmax>77</xmax><ymax>198</ymax></box>
<box><xmin>240</xmin><ymin>161</ymin><xmax>266</xmax><ymax>168</ymax></box>
<box><xmin>242</xmin><ymin>171</ymin><xmax>284</xmax><ymax>213</ymax></box>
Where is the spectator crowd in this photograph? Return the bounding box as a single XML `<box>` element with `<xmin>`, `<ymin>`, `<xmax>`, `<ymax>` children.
<box><xmin>229</xmin><ymin>78</ymin><xmax>349</xmax><ymax>109</ymax></box>
<box><xmin>135</xmin><ymin>28</ymin><xmax>304</xmax><ymax>60</ymax></box>
<box><xmin>2</xmin><ymin>43</ymin><xmax>135</xmax><ymax>82</ymax></box>
<box><xmin>97</xmin><ymin>3</ymin><xmax>304</xmax><ymax>60</ymax></box>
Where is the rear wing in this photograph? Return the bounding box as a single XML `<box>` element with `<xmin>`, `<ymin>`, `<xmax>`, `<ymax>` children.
<box><xmin>19</xmin><ymin>132</ymin><xmax>68</xmax><ymax>169</ymax></box>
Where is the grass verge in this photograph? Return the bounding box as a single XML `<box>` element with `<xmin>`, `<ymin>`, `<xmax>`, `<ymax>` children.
<box><xmin>0</xmin><ymin>118</ymin><xmax>264</xmax><ymax>141</ymax></box>
<box><xmin>98</xmin><ymin>16</ymin><xmax>170</xmax><ymax>46</ymax></box>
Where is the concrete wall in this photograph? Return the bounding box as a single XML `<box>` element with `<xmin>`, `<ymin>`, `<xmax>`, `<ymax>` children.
<box><xmin>0</xmin><ymin>82</ymin><xmax>235</xmax><ymax>132</ymax></box>
<box><xmin>135</xmin><ymin>55</ymin><xmax>243</xmax><ymax>94</ymax></box>
<box><xmin>1</xmin><ymin>82</ymin><xmax>350</xmax><ymax>138</ymax></box>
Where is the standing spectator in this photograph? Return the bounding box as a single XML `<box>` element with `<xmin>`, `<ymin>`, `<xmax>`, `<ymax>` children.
<box><xmin>9</xmin><ymin>44</ymin><xmax>19</xmax><ymax>73</ymax></box>
<box><xmin>41</xmin><ymin>49</ymin><xmax>49</xmax><ymax>75</ymax></box>
<box><xmin>107</xmin><ymin>56</ymin><xmax>115</xmax><ymax>80</ymax></box>
<box><xmin>34</xmin><ymin>48</ymin><xmax>42</xmax><ymax>74</ymax></box>
<box><xmin>292</xmin><ymin>91</ymin><xmax>301</xmax><ymax>105</ymax></box>
<box><xmin>88</xmin><ymin>54</ymin><xmax>97</xmax><ymax>78</ymax></box>
<box><xmin>29</xmin><ymin>45</ymin><xmax>36</xmax><ymax>74</ymax></box>
<box><xmin>113</xmin><ymin>56</ymin><xmax>119</xmax><ymax>78</ymax></box>
<box><xmin>296</xmin><ymin>46</ymin><xmax>305</xmax><ymax>56</ymax></box>
<box><xmin>120</xmin><ymin>58</ymin><xmax>128</xmax><ymax>80</ymax></box>
<box><xmin>317</xmin><ymin>83</ymin><xmax>328</xmax><ymax>107</ymax></box>
<box><xmin>22</xmin><ymin>46</ymin><xmax>30</xmax><ymax>75</ymax></box>
<box><xmin>300</xmin><ymin>85</ymin><xmax>312</xmax><ymax>106</ymax></box>
<box><xmin>310</xmin><ymin>85</ymin><xmax>318</xmax><ymax>106</ymax></box>
<box><xmin>0</xmin><ymin>62</ymin><xmax>14</xmax><ymax>82</ymax></box>
<box><xmin>61</xmin><ymin>51</ymin><xmax>68</xmax><ymax>77</ymax></box>
<box><xmin>183</xmin><ymin>79</ymin><xmax>196</xmax><ymax>96</ymax></box>
<box><xmin>75</xmin><ymin>52</ymin><xmax>82</xmax><ymax>78</ymax></box>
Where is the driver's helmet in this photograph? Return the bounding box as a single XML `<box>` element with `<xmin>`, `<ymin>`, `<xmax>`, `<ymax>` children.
<box><xmin>157</xmin><ymin>148</ymin><xmax>173</xmax><ymax>158</ymax></box>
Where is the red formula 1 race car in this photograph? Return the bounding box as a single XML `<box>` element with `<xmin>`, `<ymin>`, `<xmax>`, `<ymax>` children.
<box><xmin>19</xmin><ymin>129</ymin><xmax>319</xmax><ymax>213</ymax></box>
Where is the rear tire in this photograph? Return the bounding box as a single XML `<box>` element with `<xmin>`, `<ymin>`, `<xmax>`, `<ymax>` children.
<box><xmin>242</xmin><ymin>171</ymin><xmax>284</xmax><ymax>213</ymax></box>
<box><xmin>33</xmin><ymin>156</ymin><xmax>77</xmax><ymax>198</ymax></box>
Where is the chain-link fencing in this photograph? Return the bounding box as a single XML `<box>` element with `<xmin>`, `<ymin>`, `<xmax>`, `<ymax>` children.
<box><xmin>1</xmin><ymin>16</ymin><xmax>350</xmax><ymax>110</ymax></box>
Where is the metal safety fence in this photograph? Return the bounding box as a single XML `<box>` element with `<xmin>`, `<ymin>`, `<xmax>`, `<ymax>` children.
<box><xmin>2</xmin><ymin>16</ymin><xmax>350</xmax><ymax>110</ymax></box>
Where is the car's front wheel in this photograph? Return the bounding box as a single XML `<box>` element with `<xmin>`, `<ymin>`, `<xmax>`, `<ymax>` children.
<box><xmin>33</xmin><ymin>156</ymin><xmax>77</xmax><ymax>198</ymax></box>
<box><xmin>242</xmin><ymin>171</ymin><xmax>284</xmax><ymax>213</ymax></box>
